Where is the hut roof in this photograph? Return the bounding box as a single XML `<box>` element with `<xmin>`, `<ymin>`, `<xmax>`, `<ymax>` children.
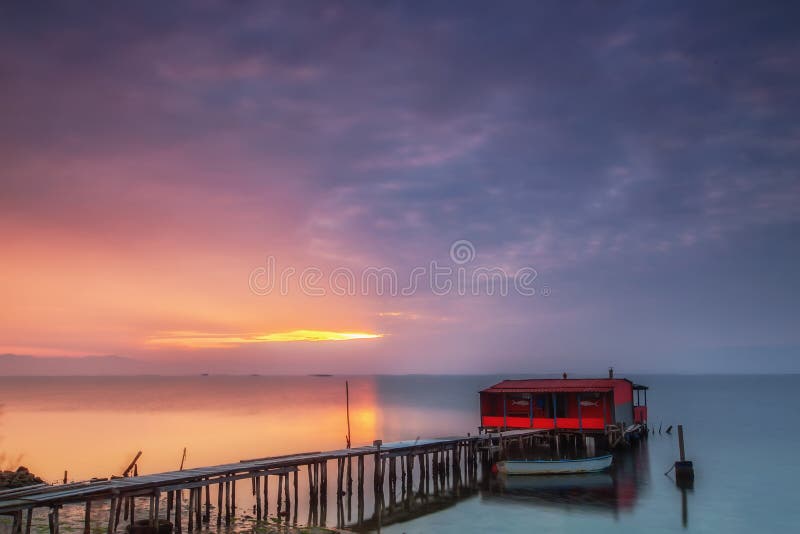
<box><xmin>480</xmin><ymin>378</ymin><xmax>632</xmax><ymax>394</ymax></box>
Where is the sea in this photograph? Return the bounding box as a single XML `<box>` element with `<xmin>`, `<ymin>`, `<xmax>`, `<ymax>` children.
<box><xmin>1</xmin><ymin>374</ymin><xmax>798</xmax><ymax>533</ymax></box>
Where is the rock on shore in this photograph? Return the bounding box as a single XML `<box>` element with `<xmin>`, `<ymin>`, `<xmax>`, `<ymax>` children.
<box><xmin>0</xmin><ymin>466</ymin><xmax>44</xmax><ymax>489</ymax></box>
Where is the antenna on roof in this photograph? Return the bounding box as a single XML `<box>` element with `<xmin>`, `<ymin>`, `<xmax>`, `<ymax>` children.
<box><xmin>608</xmin><ymin>367</ymin><xmax>614</xmax><ymax>379</ymax></box>
<box><xmin>562</xmin><ymin>372</ymin><xmax>567</xmax><ymax>379</ymax></box>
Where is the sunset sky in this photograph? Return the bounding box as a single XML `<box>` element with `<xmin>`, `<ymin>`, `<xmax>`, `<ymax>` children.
<box><xmin>1</xmin><ymin>2</ymin><xmax>798</xmax><ymax>373</ymax></box>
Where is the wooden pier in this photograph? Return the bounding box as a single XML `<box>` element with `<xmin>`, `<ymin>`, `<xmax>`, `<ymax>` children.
<box><xmin>0</xmin><ymin>429</ymin><xmax>545</xmax><ymax>534</ymax></box>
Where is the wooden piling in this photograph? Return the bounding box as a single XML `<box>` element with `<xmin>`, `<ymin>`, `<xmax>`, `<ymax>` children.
<box><xmin>255</xmin><ymin>474</ymin><xmax>262</xmax><ymax>519</ymax></box>
<box><xmin>165</xmin><ymin>491</ymin><xmax>172</xmax><ymax>520</ymax></box>
<box><xmin>187</xmin><ymin>490</ymin><xmax>194</xmax><ymax>532</ymax></box>
<box><xmin>293</xmin><ymin>469</ymin><xmax>299</xmax><ymax>515</ymax></box>
<box><xmin>204</xmin><ymin>483</ymin><xmax>210</xmax><ymax>522</ymax></box>
<box><xmin>321</xmin><ymin>460</ymin><xmax>327</xmax><ymax>499</ymax></box>
<box><xmin>106</xmin><ymin>498</ymin><xmax>116</xmax><ymax>534</ymax></box>
<box><xmin>224</xmin><ymin>478</ymin><xmax>231</xmax><ymax>525</ymax></box>
<box><xmin>153</xmin><ymin>491</ymin><xmax>161</xmax><ymax>527</ymax></box>
<box><xmin>264</xmin><ymin>475</ymin><xmax>269</xmax><ymax>519</ymax></box>
<box><xmin>174</xmin><ymin>492</ymin><xmax>181</xmax><ymax>533</ymax></box>
<box><xmin>336</xmin><ymin>458</ymin><xmax>344</xmax><ymax>498</ymax></box>
<box><xmin>346</xmin><ymin>456</ymin><xmax>352</xmax><ymax>496</ymax></box>
<box><xmin>83</xmin><ymin>500</ymin><xmax>91</xmax><ymax>534</ymax></box>
<box><xmin>283</xmin><ymin>473</ymin><xmax>290</xmax><ymax>516</ymax></box>
<box><xmin>231</xmin><ymin>477</ymin><xmax>236</xmax><ymax>515</ymax></box>
<box><xmin>216</xmin><ymin>483</ymin><xmax>223</xmax><ymax>525</ymax></box>
<box><xmin>194</xmin><ymin>488</ymin><xmax>201</xmax><ymax>528</ymax></box>
<box><xmin>357</xmin><ymin>455</ymin><xmax>364</xmax><ymax>500</ymax></box>
<box><xmin>277</xmin><ymin>473</ymin><xmax>283</xmax><ymax>516</ymax></box>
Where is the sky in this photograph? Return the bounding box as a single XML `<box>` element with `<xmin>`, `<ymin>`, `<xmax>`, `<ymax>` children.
<box><xmin>1</xmin><ymin>1</ymin><xmax>798</xmax><ymax>374</ymax></box>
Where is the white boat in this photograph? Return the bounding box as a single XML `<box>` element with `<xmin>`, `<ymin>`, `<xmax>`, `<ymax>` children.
<box><xmin>496</xmin><ymin>454</ymin><xmax>613</xmax><ymax>475</ymax></box>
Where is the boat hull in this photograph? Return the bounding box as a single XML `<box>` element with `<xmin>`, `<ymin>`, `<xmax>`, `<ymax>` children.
<box><xmin>497</xmin><ymin>455</ymin><xmax>613</xmax><ymax>475</ymax></box>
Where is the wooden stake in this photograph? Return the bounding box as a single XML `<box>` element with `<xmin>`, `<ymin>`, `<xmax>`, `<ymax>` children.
<box><xmin>231</xmin><ymin>477</ymin><xmax>236</xmax><ymax>515</ymax></box>
<box><xmin>204</xmin><ymin>484</ymin><xmax>210</xmax><ymax>522</ymax></box>
<box><xmin>194</xmin><ymin>488</ymin><xmax>201</xmax><ymax>528</ymax></box>
<box><xmin>225</xmin><ymin>479</ymin><xmax>231</xmax><ymax>525</ymax></box>
<box><xmin>122</xmin><ymin>452</ymin><xmax>142</xmax><ymax>477</ymax></box>
<box><xmin>255</xmin><ymin>475</ymin><xmax>262</xmax><ymax>519</ymax></box>
<box><xmin>286</xmin><ymin>471</ymin><xmax>300</xmax><ymax>517</ymax></box>
<box><xmin>83</xmin><ymin>500</ymin><xmax>91</xmax><ymax>534</ymax></box>
<box><xmin>277</xmin><ymin>474</ymin><xmax>283</xmax><ymax>515</ymax></box>
<box><xmin>174</xmin><ymin>491</ymin><xmax>181</xmax><ymax>533</ymax></box>
<box><xmin>264</xmin><ymin>475</ymin><xmax>269</xmax><ymax>519</ymax></box>
<box><xmin>153</xmin><ymin>491</ymin><xmax>160</xmax><ymax>527</ymax></box>
<box><xmin>106</xmin><ymin>498</ymin><xmax>116</xmax><ymax>534</ymax></box>
<box><xmin>357</xmin><ymin>455</ymin><xmax>364</xmax><ymax>499</ymax></box>
<box><xmin>187</xmin><ymin>489</ymin><xmax>194</xmax><ymax>531</ymax></box>
<box><xmin>216</xmin><ymin>483</ymin><xmax>223</xmax><ymax>525</ymax></box>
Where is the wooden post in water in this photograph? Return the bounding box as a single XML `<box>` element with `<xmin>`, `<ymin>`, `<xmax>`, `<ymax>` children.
<box><xmin>204</xmin><ymin>483</ymin><xmax>210</xmax><ymax>522</ymax></box>
<box><xmin>357</xmin><ymin>455</ymin><xmax>364</xmax><ymax>500</ymax></box>
<box><xmin>231</xmin><ymin>477</ymin><xmax>236</xmax><ymax>516</ymax></box>
<box><xmin>315</xmin><ymin>462</ymin><xmax>320</xmax><ymax>505</ymax></box>
<box><xmin>674</xmin><ymin>424</ymin><xmax>695</xmax><ymax>487</ymax></box>
<box><xmin>225</xmin><ymin>478</ymin><xmax>231</xmax><ymax>525</ymax></box>
<box><xmin>166</xmin><ymin>491</ymin><xmax>172</xmax><ymax>520</ymax></box>
<box><xmin>318</xmin><ymin>460</ymin><xmax>328</xmax><ymax>505</ymax></box>
<box><xmin>336</xmin><ymin>458</ymin><xmax>344</xmax><ymax>498</ymax></box>
<box><xmin>174</xmin><ymin>492</ymin><xmax>181</xmax><ymax>533</ymax></box>
<box><xmin>294</xmin><ymin>469</ymin><xmax>299</xmax><ymax>517</ymax></box>
<box><xmin>264</xmin><ymin>475</ymin><xmax>269</xmax><ymax>519</ymax></box>
<box><xmin>346</xmin><ymin>456</ymin><xmax>352</xmax><ymax>496</ymax></box>
<box><xmin>255</xmin><ymin>475</ymin><xmax>262</xmax><ymax>519</ymax></box>
<box><xmin>11</xmin><ymin>510</ymin><xmax>21</xmax><ymax>534</ymax></box>
<box><xmin>83</xmin><ymin>500</ymin><xmax>91</xmax><ymax>534</ymax></box>
<box><xmin>373</xmin><ymin>440</ymin><xmax>382</xmax><ymax>491</ymax></box>
<box><xmin>283</xmin><ymin>473</ymin><xmax>290</xmax><ymax>517</ymax></box>
<box><xmin>217</xmin><ymin>482</ymin><xmax>223</xmax><ymax>525</ymax></box>
<box><xmin>107</xmin><ymin>498</ymin><xmax>116</xmax><ymax>534</ymax></box>
<box><xmin>276</xmin><ymin>474</ymin><xmax>283</xmax><ymax>518</ymax></box>
<box><xmin>153</xmin><ymin>491</ymin><xmax>161</xmax><ymax>528</ymax></box>
<box><xmin>389</xmin><ymin>456</ymin><xmax>396</xmax><ymax>495</ymax></box>
<box><xmin>187</xmin><ymin>490</ymin><xmax>194</xmax><ymax>531</ymax></box>
<box><xmin>194</xmin><ymin>487</ymin><xmax>201</xmax><ymax>528</ymax></box>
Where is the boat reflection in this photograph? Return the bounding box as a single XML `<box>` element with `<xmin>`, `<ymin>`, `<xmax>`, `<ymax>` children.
<box><xmin>482</xmin><ymin>440</ymin><xmax>650</xmax><ymax>515</ymax></box>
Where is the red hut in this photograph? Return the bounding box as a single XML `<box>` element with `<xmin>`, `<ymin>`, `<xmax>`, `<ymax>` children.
<box><xmin>479</xmin><ymin>374</ymin><xmax>648</xmax><ymax>432</ymax></box>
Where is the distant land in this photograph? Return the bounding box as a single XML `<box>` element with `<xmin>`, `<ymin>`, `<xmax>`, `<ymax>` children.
<box><xmin>0</xmin><ymin>354</ymin><xmax>152</xmax><ymax>376</ymax></box>
<box><xmin>2</xmin><ymin>352</ymin><xmax>797</xmax><ymax>376</ymax></box>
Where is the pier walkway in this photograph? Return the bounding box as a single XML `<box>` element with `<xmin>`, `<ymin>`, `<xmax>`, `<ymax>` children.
<box><xmin>0</xmin><ymin>429</ymin><xmax>546</xmax><ymax>533</ymax></box>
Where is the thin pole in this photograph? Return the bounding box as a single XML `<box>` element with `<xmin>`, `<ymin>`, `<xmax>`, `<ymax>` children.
<box><xmin>179</xmin><ymin>448</ymin><xmax>187</xmax><ymax>471</ymax></box>
<box><xmin>346</xmin><ymin>381</ymin><xmax>352</xmax><ymax>448</ymax></box>
<box><xmin>678</xmin><ymin>425</ymin><xmax>686</xmax><ymax>461</ymax></box>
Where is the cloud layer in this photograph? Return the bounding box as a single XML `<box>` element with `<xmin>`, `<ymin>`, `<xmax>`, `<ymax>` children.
<box><xmin>1</xmin><ymin>1</ymin><xmax>798</xmax><ymax>372</ymax></box>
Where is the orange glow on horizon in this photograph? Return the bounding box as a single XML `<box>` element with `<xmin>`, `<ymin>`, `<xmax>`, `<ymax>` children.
<box><xmin>147</xmin><ymin>329</ymin><xmax>383</xmax><ymax>349</ymax></box>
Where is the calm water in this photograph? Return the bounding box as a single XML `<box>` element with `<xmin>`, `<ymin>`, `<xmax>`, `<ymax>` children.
<box><xmin>1</xmin><ymin>375</ymin><xmax>798</xmax><ymax>533</ymax></box>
